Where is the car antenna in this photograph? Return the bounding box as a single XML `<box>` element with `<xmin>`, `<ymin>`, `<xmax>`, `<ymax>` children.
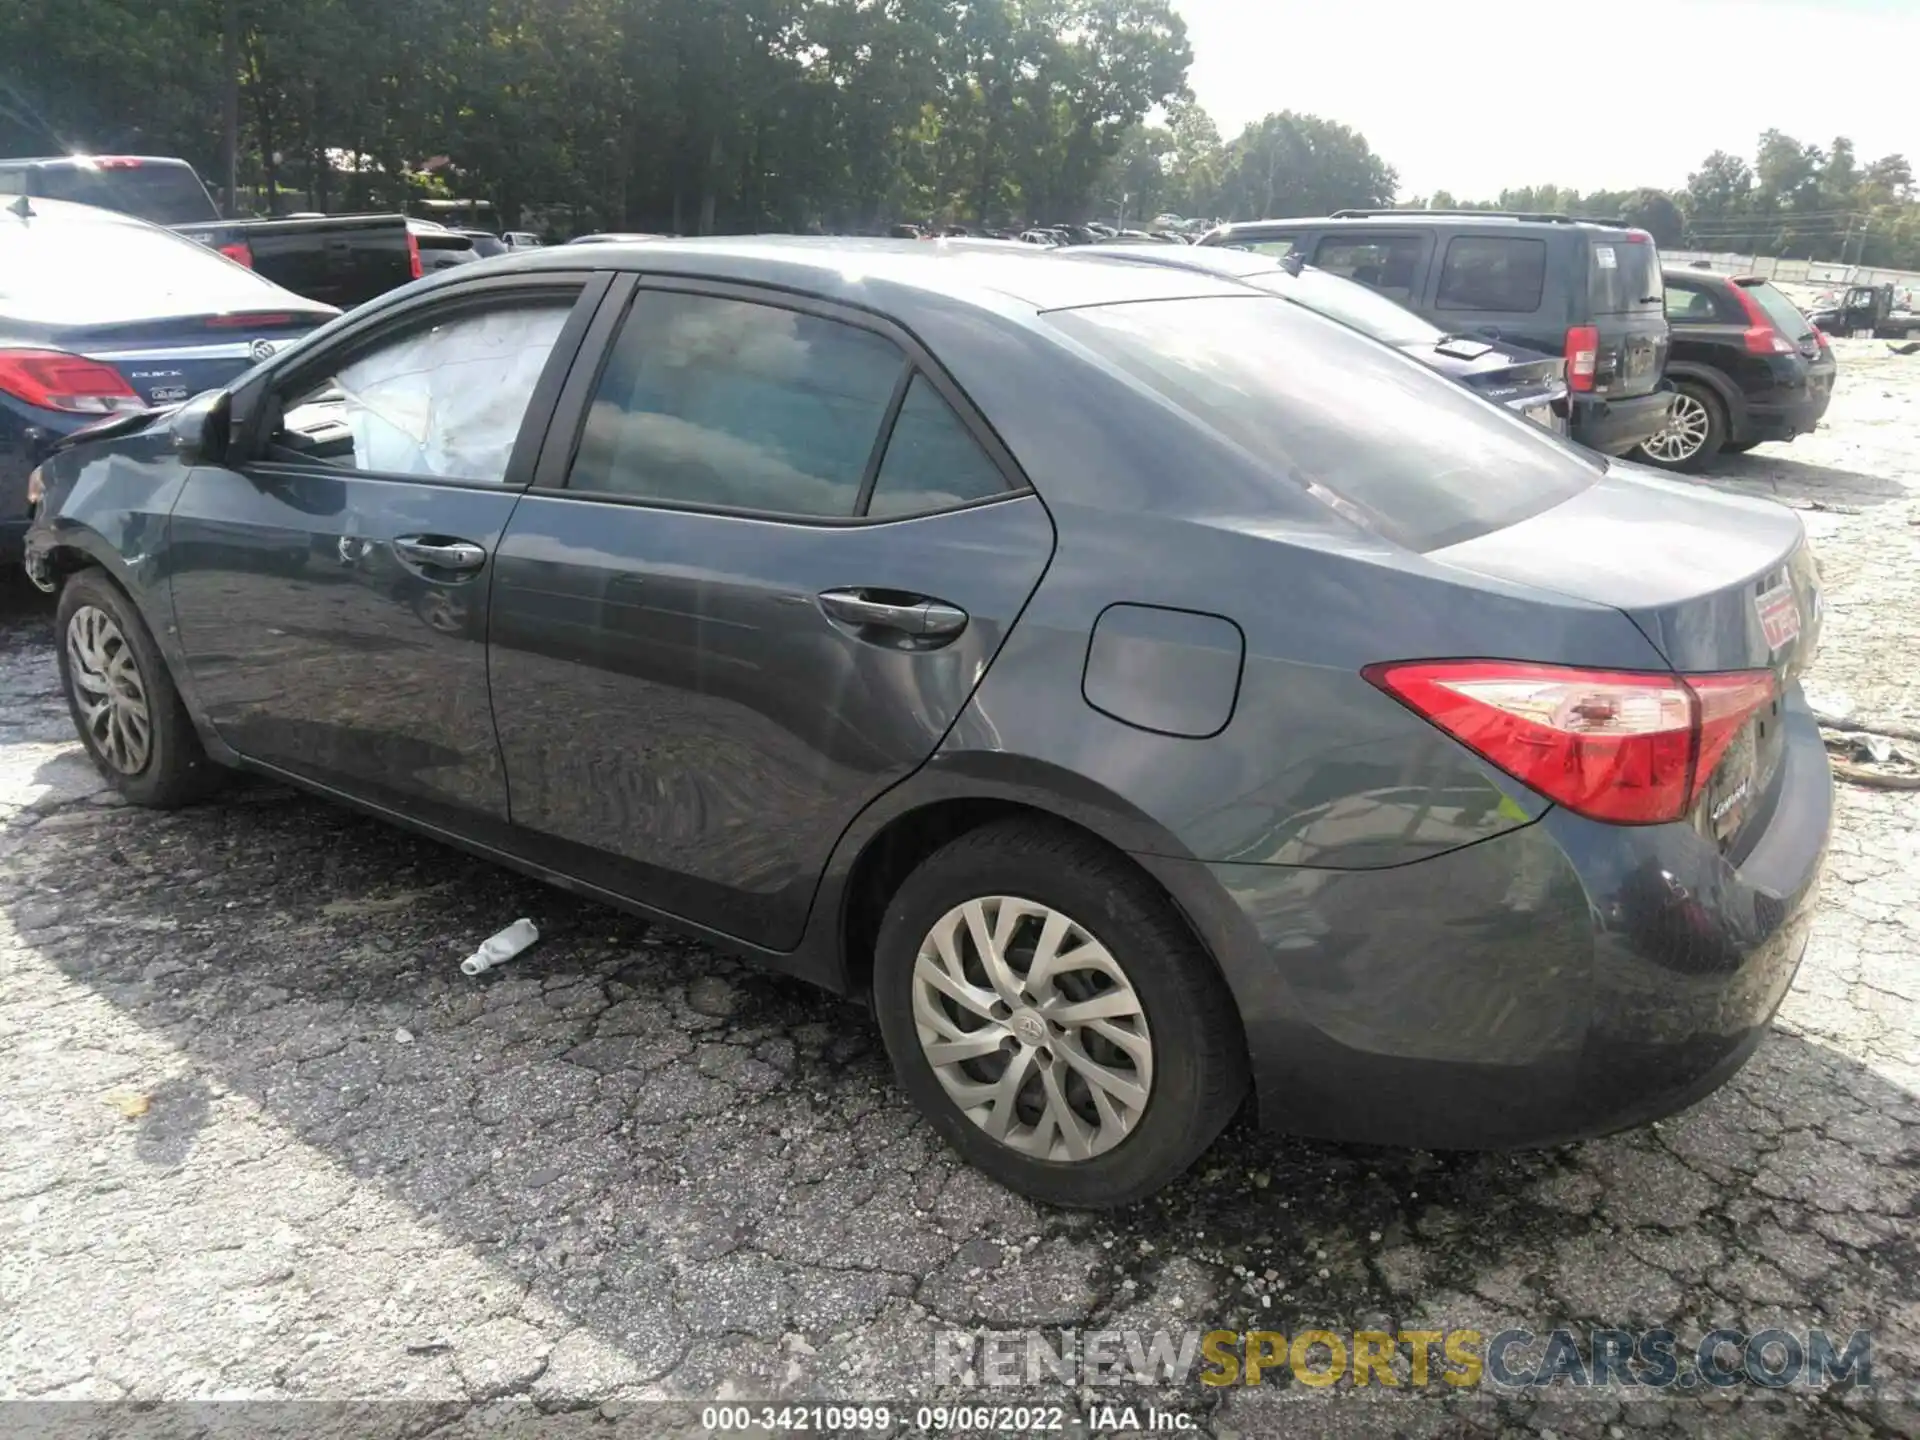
<box><xmin>7</xmin><ymin>194</ymin><xmax>33</xmax><ymax>220</ymax></box>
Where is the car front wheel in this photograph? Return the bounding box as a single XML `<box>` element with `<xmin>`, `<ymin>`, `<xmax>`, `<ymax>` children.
<box><xmin>873</xmin><ymin>818</ymin><xmax>1248</xmax><ymax>1207</ymax></box>
<box><xmin>1634</xmin><ymin>381</ymin><xmax>1726</xmax><ymax>472</ymax></box>
<box><xmin>55</xmin><ymin>568</ymin><xmax>225</xmax><ymax>808</ymax></box>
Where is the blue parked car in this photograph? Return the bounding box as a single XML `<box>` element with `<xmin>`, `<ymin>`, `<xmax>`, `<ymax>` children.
<box><xmin>1</xmin><ymin>195</ymin><xmax>337</xmax><ymax>561</ymax></box>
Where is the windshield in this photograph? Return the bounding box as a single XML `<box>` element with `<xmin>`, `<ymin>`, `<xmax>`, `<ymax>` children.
<box><xmin>1588</xmin><ymin>236</ymin><xmax>1664</xmax><ymax>314</ymax></box>
<box><xmin>1740</xmin><ymin>281</ymin><xmax>1815</xmax><ymax>340</ymax></box>
<box><xmin>1247</xmin><ymin>267</ymin><xmax>1443</xmax><ymax>347</ymax></box>
<box><xmin>0</xmin><ymin>212</ymin><xmax>305</xmax><ymax>326</ymax></box>
<box><xmin>31</xmin><ymin>162</ymin><xmax>220</xmax><ymax>225</ymax></box>
<box><xmin>1048</xmin><ymin>295</ymin><xmax>1602</xmax><ymax>552</ymax></box>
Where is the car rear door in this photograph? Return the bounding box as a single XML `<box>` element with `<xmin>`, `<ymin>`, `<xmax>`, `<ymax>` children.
<box><xmin>1584</xmin><ymin>231</ymin><xmax>1668</xmax><ymax>399</ymax></box>
<box><xmin>167</xmin><ymin>271</ymin><xmax>605</xmax><ymax>832</ymax></box>
<box><xmin>486</xmin><ymin>278</ymin><xmax>1055</xmax><ymax>950</ymax></box>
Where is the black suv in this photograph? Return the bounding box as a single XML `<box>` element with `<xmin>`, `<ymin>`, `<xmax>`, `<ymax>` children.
<box><xmin>1633</xmin><ymin>268</ymin><xmax>1836</xmax><ymax>471</ymax></box>
<box><xmin>1200</xmin><ymin>211</ymin><xmax>1673</xmax><ymax>455</ymax></box>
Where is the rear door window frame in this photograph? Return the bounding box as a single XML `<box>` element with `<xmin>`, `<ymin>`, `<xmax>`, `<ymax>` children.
<box><xmin>533</xmin><ymin>274</ymin><xmax>1032</xmax><ymax>525</ymax></box>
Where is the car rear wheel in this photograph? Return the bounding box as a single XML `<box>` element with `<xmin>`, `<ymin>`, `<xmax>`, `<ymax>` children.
<box><xmin>56</xmin><ymin>569</ymin><xmax>225</xmax><ymax>808</ymax></box>
<box><xmin>872</xmin><ymin>818</ymin><xmax>1247</xmax><ymax>1208</ymax></box>
<box><xmin>1634</xmin><ymin>381</ymin><xmax>1725</xmax><ymax>472</ymax></box>
<box><xmin>1720</xmin><ymin>440</ymin><xmax>1758</xmax><ymax>454</ymax></box>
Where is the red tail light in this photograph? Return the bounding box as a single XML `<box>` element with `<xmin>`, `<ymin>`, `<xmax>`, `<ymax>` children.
<box><xmin>1363</xmin><ymin>660</ymin><xmax>1778</xmax><ymax>825</ymax></box>
<box><xmin>1813</xmin><ymin>327</ymin><xmax>1830</xmax><ymax>350</ymax></box>
<box><xmin>218</xmin><ymin>240</ymin><xmax>254</xmax><ymax>268</ymax></box>
<box><xmin>207</xmin><ymin>312</ymin><xmax>294</xmax><ymax>327</ymax></box>
<box><xmin>1564</xmin><ymin>325</ymin><xmax>1598</xmax><ymax>392</ymax></box>
<box><xmin>1726</xmin><ymin>282</ymin><xmax>1796</xmax><ymax>355</ymax></box>
<box><xmin>407</xmin><ymin>231</ymin><xmax>424</xmax><ymax>280</ymax></box>
<box><xmin>0</xmin><ymin>348</ymin><xmax>144</xmax><ymax>415</ymax></box>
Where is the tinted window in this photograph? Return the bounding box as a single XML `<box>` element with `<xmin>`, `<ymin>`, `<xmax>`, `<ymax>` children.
<box><xmin>1663</xmin><ymin>283</ymin><xmax>1721</xmax><ymax>323</ymax></box>
<box><xmin>570</xmin><ymin>290</ymin><xmax>906</xmax><ymax>516</ymax></box>
<box><xmin>275</xmin><ymin>300</ymin><xmax>573</xmax><ymax>483</ymax></box>
<box><xmin>1312</xmin><ymin>235</ymin><xmax>1428</xmax><ymax>303</ymax></box>
<box><xmin>1740</xmin><ymin>281</ymin><xmax>1815</xmax><ymax>340</ymax></box>
<box><xmin>32</xmin><ymin>162</ymin><xmax>219</xmax><ymax>225</ymax></box>
<box><xmin>1048</xmin><ymin>296</ymin><xmax>1601</xmax><ymax>551</ymax></box>
<box><xmin>1436</xmin><ymin>236</ymin><xmax>1547</xmax><ymax>312</ymax></box>
<box><xmin>1588</xmin><ymin>237</ymin><xmax>1664</xmax><ymax>313</ymax></box>
<box><xmin>868</xmin><ymin>375</ymin><xmax>1007</xmax><ymax>518</ymax></box>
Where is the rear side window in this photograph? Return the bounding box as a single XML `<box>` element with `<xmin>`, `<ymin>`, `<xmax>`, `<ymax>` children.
<box><xmin>867</xmin><ymin>374</ymin><xmax>1008</xmax><ymax>518</ymax></box>
<box><xmin>1239</xmin><ymin>236</ymin><xmax>1301</xmax><ymax>259</ymax></box>
<box><xmin>1436</xmin><ymin>236</ymin><xmax>1547</xmax><ymax>312</ymax></box>
<box><xmin>1740</xmin><ymin>281</ymin><xmax>1815</xmax><ymax>340</ymax></box>
<box><xmin>569</xmin><ymin>289</ymin><xmax>906</xmax><ymax>517</ymax></box>
<box><xmin>1663</xmin><ymin>283</ymin><xmax>1722</xmax><ymax>323</ymax></box>
<box><xmin>1048</xmin><ymin>295</ymin><xmax>1602</xmax><ymax>552</ymax></box>
<box><xmin>1588</xmin><ymin>237</ymin><xmax>1664</xmax><ymax>314</ymax></box>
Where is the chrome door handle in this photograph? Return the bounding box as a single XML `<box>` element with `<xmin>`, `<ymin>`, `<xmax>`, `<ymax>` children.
<box><xmin>393</xmin><ymin>536</ymin><xmax>487</xmax><ymax>572</ymax></box>
<box><xmin>818</xmin><ymin>589</ymin><xmax>968</xmax><ymax>638</ymax></box>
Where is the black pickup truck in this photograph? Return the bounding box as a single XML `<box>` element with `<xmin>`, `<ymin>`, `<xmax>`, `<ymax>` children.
<box><xmin>0</xmin><ymin>155</ymin><xmax>432</xmax><ymax>309</ymax></box>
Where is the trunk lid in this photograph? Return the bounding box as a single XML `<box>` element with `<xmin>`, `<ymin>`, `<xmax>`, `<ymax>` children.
<box><xmin>74</xmin><ymin>312</ymin><xmax>327</xmax><ymax>408</ymax></box>
<box><xmin>1430</xmin><ymin>460</ymin><xmax>1820</xmax><ymax>855</ymax></box>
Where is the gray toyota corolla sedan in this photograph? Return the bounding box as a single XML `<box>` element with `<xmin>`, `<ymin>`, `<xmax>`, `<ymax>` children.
<box><xmin>23</xmin><ymin>238</ymin><xmax>1830</xmax><ymax>1208</ymax></box>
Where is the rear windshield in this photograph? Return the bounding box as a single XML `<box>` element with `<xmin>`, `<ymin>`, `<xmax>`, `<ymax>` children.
<box><xmin>1739</xmin><ymin>280</ymin><xmax>1814</xmax><ymax>340</ymax></box>
<box><xmin>28</xmin><ymin>162</ymin><xmax>220</xmax><ymax>225</ymax></box>
<box><xmin>1587</xmin><ymin>236</ymin><xmax>1664</xmax><ymax>314</ymax></box>
<box><xmin>1048</xmin><ymin>295</ymin><xmax>1602</xmax><ymax>551</ymax></box>
<box><xmin>0</xmin><ymin>213</ymin><xmax>299</xmax><ymax>326</ymax></box>
<box><xmin>1246</xmin><ymin>268</ymin><xmax>1443</xmax><ymax>348</ymax></box>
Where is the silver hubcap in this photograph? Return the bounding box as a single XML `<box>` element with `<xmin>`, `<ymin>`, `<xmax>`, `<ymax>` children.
<box><xmin>66</xmin><ymin>605</ymin><xmax>151</xmax><ymax>775</ymax></box>
<box><xmin>911</xmin><ymin>896</ymin><xmax>1153</xmax><ymax>1162</ymax></box>
<box><xmin>1641</xmin><ymin>393</ymin><xmax>1711</xmax><ymax>462</ymax></box>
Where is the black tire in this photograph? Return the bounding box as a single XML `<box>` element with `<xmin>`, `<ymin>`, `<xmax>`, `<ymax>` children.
<box><xmin>1720</xmin><ymin>440</ymin><xmax>1758</xmax><ymax>455</ymax></box>
<box><xmin>55</xmin><ymin>568</ymin><xmax>226</xmax><ymax>808</ymax></box>
<box><xmin>872</xmin><ymin>818</ymin><xmax>1248</xmax><ymax>1208</ymax></box>
<box><xmin>1632</xmin><ymin>379</ymin><xmax>1726</xmax><ymax>473</ymax></box>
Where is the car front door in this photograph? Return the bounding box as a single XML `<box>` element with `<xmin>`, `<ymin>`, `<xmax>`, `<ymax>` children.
<box><xmin>167</xmin><ymin>273</ymin><xmax>602</xmax><ymax>831</ymax></box>
<box><xmin>487</xmin><ymin>279</ymin><xmax>1055</xmax><ymax>950</ymax></box>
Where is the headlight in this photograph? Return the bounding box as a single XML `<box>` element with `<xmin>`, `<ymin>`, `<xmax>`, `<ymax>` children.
<box><xmin>25</xmin><ymin>465</ymin><xmax>44</xmax><ymax>506</ymax></box>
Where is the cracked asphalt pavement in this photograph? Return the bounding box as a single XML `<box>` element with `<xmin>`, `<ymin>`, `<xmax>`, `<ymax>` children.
<box><xmin>3</xmin><ymin>341</ymin><xmax>1919</xmax><ymax>1437</ymax></box>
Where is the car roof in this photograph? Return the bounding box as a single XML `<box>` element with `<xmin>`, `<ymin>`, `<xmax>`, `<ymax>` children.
<box><xmin>494</xmin><ymin>234</ymin><xmax>1252</xmax><ymax>311</ymax></box>
<box><xmin>1209</xmin><ymin>213</ymin><xmax>1635</xmax><ymax>239</ymax></box>
<box><xmin>1071</xmin><ymin>243</ymin><xmax>1277</xmax><ymax>277</ymax></box>
<box><xmin>0</xmin><ymin>154</ymin><xmax>198</xmax><ymax>168</ymax></box>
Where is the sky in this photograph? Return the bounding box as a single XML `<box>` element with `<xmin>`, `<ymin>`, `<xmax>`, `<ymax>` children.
<box><xmin>1172</xmin><ymin>0</ymin><xmax>1920</xmax><ymax>201</ymax></box>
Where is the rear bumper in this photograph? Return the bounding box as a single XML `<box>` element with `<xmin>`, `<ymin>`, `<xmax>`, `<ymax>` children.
<box><xmin>1139</xmin><ymin>696</ymin><xmax>1831</xmax><ymax>1150</ymax></box>
<box><xmin>1570</xmin><ymin>389</ymin><xmax>1675</xmax><ymax>455</ymax></box>
<box><xmin>1743</xmin><ymin>375</ymin><xmax>1834</xmax><ymax>444</ymax></box>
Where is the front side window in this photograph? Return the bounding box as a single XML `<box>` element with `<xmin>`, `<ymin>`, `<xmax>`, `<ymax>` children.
<box><xmin>569</xmin><ymin>290</ymin><xmax>907</xmax><ymax>517</ymax></box>
<box><xmin>867</xmin><ymin>374</ymin><xmax>1008</xmax><ymax>518</ymax></box>
<box><xmin>273</xmin><ymin>299</ymin><xmax>573</xmax><ymax>483</ymax></box>
<box><xmin>1436</xmin><ymin>236</ymin><xmax>1548</xmax><ymax>312</ymax></box>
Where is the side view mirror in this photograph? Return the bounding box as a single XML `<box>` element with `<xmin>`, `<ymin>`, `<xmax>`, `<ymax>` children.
<box><xmin>167</xmin><ymin>389</ymin><xmax>232</xmax><ymax>465</ymax></box>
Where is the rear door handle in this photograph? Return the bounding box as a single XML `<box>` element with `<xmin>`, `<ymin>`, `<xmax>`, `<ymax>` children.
<box><xmin>818</xmin><ymin>589</ymin><xmax>968</xmax><ymax>638</ymax></box>
<box><xmin>393</xmin><ymin>536</ymin><xmax>487</xmax><ymax>573</ymax></box>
